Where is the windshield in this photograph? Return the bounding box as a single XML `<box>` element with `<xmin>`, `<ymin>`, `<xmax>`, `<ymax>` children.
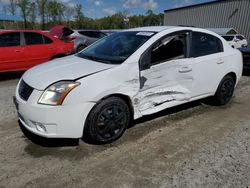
<box><xmin>222</xmin><ymin>35</ymin><xmax>234</xmax><ymax>41</ymax></box>
<box><xmin>76</xmin><ymin>31</ymin><xmax>155</xmax><ymax>64</ymax></box>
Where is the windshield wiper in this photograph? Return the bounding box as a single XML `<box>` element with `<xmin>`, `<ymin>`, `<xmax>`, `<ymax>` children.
<box><xmin>80</xmin><ymin>54</ymin><xmax>96</xmax><ymax>61</ymax></box>
<box><xmin>77</xmin><ymin>53</ymin><xmax>122</xmax><ymax>64</ymax></box>
<box><xmin>81</xmin><ymin>54</ymin><xmax>113</xmax><ymax>64</ymax></box>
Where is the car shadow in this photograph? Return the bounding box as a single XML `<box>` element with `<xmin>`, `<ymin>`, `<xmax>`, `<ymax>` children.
<box><xmin>20</xmin><ymin>100</ymin><xmax>202</xmax><ymax>147</ymax></box>
<box><xmin>131</xmin><ymin>100</ymin><xmax>201</xmax><ymax>128</ymax></box>
<box><xmin>0</xmin><ymin>72</ymin><xmax>24</xmax><ymax>81</ymax></box>
<box><xmin>19</xmin><ymin>121</ymin><xmax>79</xmax><ymax>147</ymax></box>
<box><xmin>243</xmin><ymin>69</ymin><xmax>250</xmax><ymax>76</ymax></box>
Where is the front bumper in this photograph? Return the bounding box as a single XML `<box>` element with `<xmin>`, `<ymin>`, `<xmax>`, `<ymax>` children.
<box><xmin>14</xmin><ymin>88</ymin><xmax>95</xmax><ymax>139</ymax></box>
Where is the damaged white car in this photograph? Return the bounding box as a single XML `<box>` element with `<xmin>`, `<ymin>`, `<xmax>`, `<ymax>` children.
<box><xmin>14</xmin><ymin>26</ymin><xmax>243</xmax><ymax>144</ymax></box>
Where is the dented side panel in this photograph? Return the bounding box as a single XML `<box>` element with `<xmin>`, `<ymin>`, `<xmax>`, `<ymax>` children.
<box><xmin>134</xmin><ymin>59</ymin><xmax>193</xmax><ymax>116</ymax></box>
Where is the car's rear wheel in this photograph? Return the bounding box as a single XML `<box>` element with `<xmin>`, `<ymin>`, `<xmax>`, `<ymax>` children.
<box><xmin>211</xmin><ymin>75</ymin><xmax>235</xmax><ymax>105</ymax></box>
<box><xmin>76</xmin><ymin>45</ymin><xmax>87</xmax><ymax>53</ymax></box>
<box><xmin>83</xmin><ymin>97</ymin><xmax>130</xmax><ymax>144</ymax></box>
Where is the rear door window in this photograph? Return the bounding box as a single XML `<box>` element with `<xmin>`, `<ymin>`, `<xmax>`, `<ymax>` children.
<box><xmin>222</xmin><ymin>36</ymin><xmax>234</xmax><ymax>41</ymax></box>
<box><xmin>96</xmin><ymin>32</ymin><xmax>106</xmax><ymax>38</ymax></box>
<box><xmin>79</xmin><ymin>31</ymin><xmax>104</xmax><ymax>38</ymax></box>
<box><xmin>236</xmin><ymin>35</ymin><xmax>244</xmax><ymax>40</ymax></box>
<box><xmin>0</xmin><ymin>32</ymin><xmax>20</xmax><ymax>47</ymax></box>
<box><xmin>43</xmin><ymin>35</ymin><xmax>53</xmax><ymax>44</ymax></box>
<box><xmin>24</xmin><ymin>32</ymin><xmax>44</xmax><ymax>45</ymax></box>
<box><xmin>79</xmin><ymin>31</ymin><xmax>93</xmax><ymax>37</ymax></box>
<box><xmin>191</xmin><ymin>32</ymin><xmax>223</xmax><ymax>57</ymax></box>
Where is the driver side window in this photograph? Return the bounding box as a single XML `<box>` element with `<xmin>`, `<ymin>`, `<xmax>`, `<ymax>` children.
<box><xmin>151</xmin><ymin>33</ymin><xmax>187</xmax><ymax>65</ymax></box>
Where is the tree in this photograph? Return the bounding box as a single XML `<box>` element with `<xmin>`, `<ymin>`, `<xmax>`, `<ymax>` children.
<box><xmin>64</xmin><ymin>6</ymin><xmax>75</xmax><ymax>24</ymax></box>
<box><xmin>17</xmin><ymin>0</ymin><xmax>30</xmax><ymax>28</ymax></box>
<box><xmin>74</xmin><ymin>4</ymin><xmax>84</xmax><ymax>29</ymax></box>
<box><xmin>7</xmin><ymin>0</ymin><xmax>17</xmax><ymax>15</ymax></box>
<box><xmin>143</xmin><ymin>10</ymin><xmax>160</xmax><ymax>26</ymax></box>
<box><xmin>47</xmin><ymin>1</ymin><xmax>65</xmax><ymax>24</ymax></box>
<box><xmin>29</xmin><ymin>2</ymin><xmax>37</xmax><ymax>27</ymax></box>
<box><xmin>37</xmin><ymin>0</ymin><xmax>48</xmax><ymax>29</ymax></box>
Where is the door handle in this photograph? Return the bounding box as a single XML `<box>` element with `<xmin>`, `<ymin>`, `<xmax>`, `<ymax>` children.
<box><xmin>217</xmin><ymin>59</ymin><xmax>224</xmax><ymax>64</ymax></box>
<box><xmin>179</xmin><ymin>66</ymin><xmax>192</xmax><ymax>73</ymax></box>
<box><xmin>15</xmin><ymin>50</ymin><xmax>21</xmax><ymax>53</ymax></box>
<box><xmin>48</xmin><ymin>47</ymin><xmax>54</xmax><ymax>50</ymax></box>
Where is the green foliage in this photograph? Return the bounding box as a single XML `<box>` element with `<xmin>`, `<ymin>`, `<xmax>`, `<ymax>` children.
<box><xmin>5</xmin><ymin>0</ymin><xmax>164</xmax><ymax>30</ymax></box>
<box><xmin>17</xmin><ymin>0</ymin><xmax>30</xmax><ymax>28</ymax></box>
<box><xmin>37</xmin><ymin>0</ymin><xmax>48</xmax><ymax>29</ymax></box>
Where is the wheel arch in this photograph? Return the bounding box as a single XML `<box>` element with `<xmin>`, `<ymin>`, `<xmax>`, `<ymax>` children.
<box><xmin>225</xmin><ymin>72</ymin><xmax>237</xmax><ymax>84</ymax></box>
<box><xmin>210</xmin><ymin>71</ymin><xmax>238</xmax><ymax>98</ymax></box>
<box><xmin>82</xmin><ymin>93</ymin><xmax>134</xmax><ymax>143</ymax></box>
<box><xmin>99</xmin><ymin>93</ymin><xmax>135</xmax><ymax>121</ymax></box>
<box><xmin>83</xmin><ymin>93</ymin><xmax>135</xmax><ymax>134</ymax></box>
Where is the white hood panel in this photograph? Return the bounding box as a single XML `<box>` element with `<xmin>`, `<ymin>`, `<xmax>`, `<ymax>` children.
<box><xmin>22</xmin><ymin>55</ymin><xmax>114</xmax><ymax>90</ymax></box>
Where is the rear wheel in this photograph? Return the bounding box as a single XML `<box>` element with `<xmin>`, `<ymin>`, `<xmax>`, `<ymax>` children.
<box><xmin>211</xmin><ymin>75</ymin><xmax>235</xmax><ymax>105</ymax></box>
<box><xmin>83</xmin><ymin>97</ymin><xmax>130</xmax><ymax>144</ymax></box>
<box><xmin>76</xmin><ymin>45</ymin><xmax>86</xmax><ymax>53</ymax></box>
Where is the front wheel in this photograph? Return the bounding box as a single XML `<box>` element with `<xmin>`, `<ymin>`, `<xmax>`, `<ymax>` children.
<box><xmin>211</xmin><ymin>75</ymin><xmax>235</xmax><ymax>105</ymax></box>
<box><xmin>83</xmin><ymin>97</ymin><xmax>130</xmax><ymax>144</ymax></box>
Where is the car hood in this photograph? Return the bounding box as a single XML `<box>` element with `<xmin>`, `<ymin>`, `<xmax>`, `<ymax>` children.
<box><xmin>22</xmin><ymin>55</ymin><xmax>115</xmax><ymax>90</ymax></box>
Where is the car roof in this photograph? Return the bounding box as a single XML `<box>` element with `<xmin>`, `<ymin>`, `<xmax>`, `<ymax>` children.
<box><xmin>0</xmin><ymin>30</ymin><xmax>45</xmax><ymax>34</ymax></box>
<box><xmin>0</xmin><ymin>29</ymin><xmax>58</xmax><ymax>41</ymax></box>
<box><xmin>126</xmin><ymin>26</ymin><xmax>176</xmax><ymax>32</ymax></box>
<box><xmin>222</xmin><ymin>34</ymin><xmax>244</xmax><ymax>36</ymax></box>
<box><xmin>75</xmin><ymin>30</ymin><xmax>103</xmax><ymax>32</ymax></box>
<box><xmin>125</xmin><ymin>26</ymin><xmax>213</xmax><ymax>34</ymax></box>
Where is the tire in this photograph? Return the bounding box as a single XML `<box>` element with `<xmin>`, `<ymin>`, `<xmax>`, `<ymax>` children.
<box><xmin>211</xmin><ymin>75</ymin><xmax>235</xmax><ymax>106</ymax></box>
<box><xmin>83</xmin><ymin>97</ymin><xmax>130</xmax><ymax>144</ymax></box>
<box><xmin>76</xmin><ymin>45</ymin><xmax>86</xmax><ymax>53</ymax></box>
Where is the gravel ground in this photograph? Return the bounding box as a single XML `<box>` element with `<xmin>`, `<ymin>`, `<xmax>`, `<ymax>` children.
<box><xmin>0</xmin><ymin>74</ymin><xmax>249</xmax><ymax>188</ymax></box>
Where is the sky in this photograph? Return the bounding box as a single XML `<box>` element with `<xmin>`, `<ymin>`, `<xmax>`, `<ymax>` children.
<box><xmin>0</xmin><ymin>0</ymin><xmax>215</xmax><ymax>19</ymax></box>
<box><xmin>77</xmin><ymin>0</ymin><xmax>215</xmax><ymax>18</ymax></box>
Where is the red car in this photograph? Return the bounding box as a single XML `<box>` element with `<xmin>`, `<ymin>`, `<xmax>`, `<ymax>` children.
<box><xmin>0</xmin><ymin>30</ymin><xmax>74</xmax><ymax>73</ymax></box>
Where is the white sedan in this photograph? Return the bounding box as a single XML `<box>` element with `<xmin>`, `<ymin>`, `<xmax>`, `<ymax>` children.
<box><xmin>14</xmin><ymin>26</ymin><xmax>243</xmax><ymax>144</ymax></box>
<box><xmin>222</xmin><ymin>34</ymin><xmax>248</xmax><ymax>49</ymax></box>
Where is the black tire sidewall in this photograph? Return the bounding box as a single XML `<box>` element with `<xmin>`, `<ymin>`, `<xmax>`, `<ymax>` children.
<box><xmin>215</xmin><ymin>75</ymin><xmax>235</xmax><ymax>105</ymax></box>
<box><xmin>84</xmin><ymin>97</ymin><xmax>130</xmax><ymax>144</ymax></box>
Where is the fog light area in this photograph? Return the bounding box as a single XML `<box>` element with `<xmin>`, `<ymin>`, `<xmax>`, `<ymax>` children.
<box><xmin>30</xmin><ymin>121</ymin><xmax>47</xmax><ymax>133</ymax></box>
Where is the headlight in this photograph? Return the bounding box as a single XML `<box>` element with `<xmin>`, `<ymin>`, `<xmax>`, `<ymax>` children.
<box><xmin>38</xmin><ymin>81</ymin><xmax>80</xmax><ymax>105</ymax></box>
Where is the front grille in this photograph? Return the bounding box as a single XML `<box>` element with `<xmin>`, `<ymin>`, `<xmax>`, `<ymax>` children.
<box><xmin>18</xmin><ymin>80</ymin><xmax>34</xmax><ymax>101</ymax></box>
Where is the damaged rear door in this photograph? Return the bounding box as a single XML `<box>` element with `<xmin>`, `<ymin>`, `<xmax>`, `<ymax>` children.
<box><xmin>135</xmin><ymin>31</ymin><xmax>193</xmax><ymax>115</ymax></box>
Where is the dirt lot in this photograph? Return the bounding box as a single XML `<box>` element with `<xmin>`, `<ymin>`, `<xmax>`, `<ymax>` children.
<box><xmin>0</xmin><ymin>73</ymin><xmax>250</xmax><ymax>188</ymax></box>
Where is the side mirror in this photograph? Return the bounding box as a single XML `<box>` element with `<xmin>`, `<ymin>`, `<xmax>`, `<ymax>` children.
<box><xmin>139</xmin><ymin>49</ymin><xmax>151</xmax><ymax>71</ymax></box>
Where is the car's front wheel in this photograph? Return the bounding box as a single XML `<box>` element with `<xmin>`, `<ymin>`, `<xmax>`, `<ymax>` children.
<box><xmin>83</xmin><ymin>97</ymin><xmax>130</xmax><ymax>144</ymax></box>
<box><xmin>212</xmin><ymin>75</ymin><xmax>235</xmax><ymax>105</ymax></box>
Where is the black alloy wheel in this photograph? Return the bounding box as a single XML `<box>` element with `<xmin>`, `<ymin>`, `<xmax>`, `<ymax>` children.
<box><xmin>213</xmin><ymin>75</ymin><xmax>235</xmax><ymax>105</ymax></box>
<box><xmin>83</xmin><ymin>97</ymin><xmax>130</xmax><ymax>144</ymax></box>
